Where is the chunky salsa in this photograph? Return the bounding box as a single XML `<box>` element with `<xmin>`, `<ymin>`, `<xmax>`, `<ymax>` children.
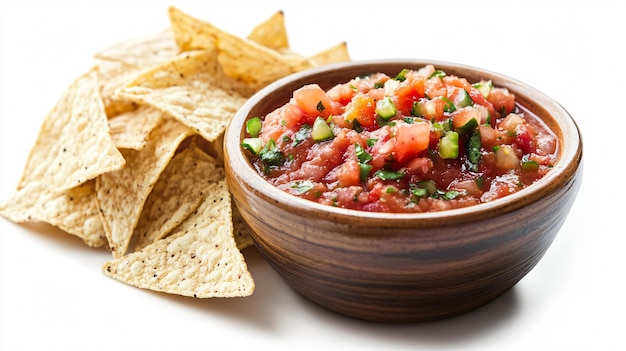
<box><xmin>242</xmin><ymin>65</ymin><xmax>557</xmax><ymax>213</ymax></box>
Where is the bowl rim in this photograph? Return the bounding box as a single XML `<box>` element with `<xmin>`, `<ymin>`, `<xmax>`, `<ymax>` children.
<box><xmin>225</xmin><ymin>58</ymin><xmax>583</xmax><ymax>223</ymax></box>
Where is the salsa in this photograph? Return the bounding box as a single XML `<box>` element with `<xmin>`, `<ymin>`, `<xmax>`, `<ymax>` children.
<box><xmin>242</xmin><ymin>65</ymin><xmax>558</xmax><ymax>213</ymax></box>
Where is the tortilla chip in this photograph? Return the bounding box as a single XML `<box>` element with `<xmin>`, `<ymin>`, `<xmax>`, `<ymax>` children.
<box><xmin>116</xmin><ymin>49</ymin><xmax>250</xmax><ymax>142</ymax></box>
<box><xmin>0</xmin><ymin>180</ymin><xmax>107</xmax><ymax>247</ymax></box>
<box><xmin>309</xmin><ymin>41</ymin><xmax>352</xmax><ymax>66</ymax></box>
<box><xmin>191</xmin><ymin>133</ymin><xmax>225</xmax><ymax>166</ymax></box>
<box><xmin>102</xmin><ymin>180</ymin><xmax>255</xmax><ymax>298</ymax></box>
<box><xmin>231</xmin><ymin>204</ymin><xmax>253</xmax><ymax>250</ymax></box>
<box><xmin>17</xmin><ymin>68</ymin><xmax>125</xmax><ymax>192</ymax></box>
<box><xmin>96</xmin><ymin>117</ymin><xmax>193</xmax><ymax>258</ymax></box>
<box><xmin>108</xmin><ymin>106</ymin><xmax>163</xmax><ymax>150</ymax></box>
<box><xmin>247</xmin><ymin>11</ymin><xmax>289</xmax><ymax>50</ymax></box>
<box><xmin>168</xmin><ymin>6</ymin><xmax>312</xmax><ymax>90</ymax></box>
<box><xmin>95</xmin><ymin>59</ymin><xmax>141</xmax><ymax>117</ymax></box>
<box><xmin>133</xmin><ymin>144</ymin><xmax>224</xmax><ymax>251</ymax></box>
<box><xmin>95</xmin><ymin>29</ymin><xmax>179</xmax><ymax>69</ymax></box>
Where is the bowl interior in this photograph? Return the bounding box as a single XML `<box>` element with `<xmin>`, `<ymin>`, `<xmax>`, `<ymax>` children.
<box><xmin>226</xmin><ymin>59</ymin><xmax>583</xmax><ymax>224</ymax></box>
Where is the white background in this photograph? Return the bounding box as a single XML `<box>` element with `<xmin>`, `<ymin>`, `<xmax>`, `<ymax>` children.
<box><xmin>1</xmin><ymin>0</ymin><xmax>624</xmax><ymax>350</ymax></box>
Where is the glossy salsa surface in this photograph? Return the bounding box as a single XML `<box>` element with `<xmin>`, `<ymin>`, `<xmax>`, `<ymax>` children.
<box><xmin>242</xmin><ymin>65</ymin><xmax>558</xmax><ymax>213</ymax></box>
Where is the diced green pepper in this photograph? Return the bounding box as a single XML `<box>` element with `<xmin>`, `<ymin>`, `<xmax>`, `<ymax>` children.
<box><xmin>456</xmin><ymin>117</ymin><xmax>479</xmax><ymax>135</ymax></box>
<box><xmin>439</xmin><ymin>131</ymin><xmax>459</xmax><ymax>159</ymax></box>
<box><xmin>246</xmin><ymin>117</ymin><xmax>262</xmax><ymax>137</ymax></box>
<box><xmin>472</xmin><ymin>80</ymin><xmax>493</xmax><ymax>98</ymax></box>
<box><xmin>311</xmin><ymin>117</ymin><xmax>334</xmax><ymax>141</ymax></box>
<box><xmin>376</xmin><ymin>97</ymin><xmax>397</xmax><ymax>120</ymax></box>
<box><xmin>241</xmin><ymin>137</ymin><xmax>262</xmax><ymax>155</ymax></box>
<box><xmin>454</xmin><ymin>89</ymin><xmax>474</xmax><ymax>108</ymax></box>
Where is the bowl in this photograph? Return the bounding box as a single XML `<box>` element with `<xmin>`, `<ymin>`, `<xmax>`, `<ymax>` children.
<box><xmin>224</xmin><ymin>59</ymin><xmax>583</xmax><ymax>322</ymax></box>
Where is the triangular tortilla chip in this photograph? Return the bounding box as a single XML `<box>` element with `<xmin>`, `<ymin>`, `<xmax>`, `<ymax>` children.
<box><xmin>17</xmin><ymin>68</ymin><xmax>126</xmax><ymax>192</ymax></box>
<box><xmin>0</xmin><ymin>180</ymin><xmax>107</xmax><ymax>247</ymax></box>
<box><xmin>102</xmin><ymin>180</ymin><xmax>255</xmax><ymax>298</ymax></box>
<box><xmin>168</xmin><ymin>6</ymin><xmax>312</xmax><ymax>90</ymax></box>
<box><xmin>96</xmin><ymin>117</ymin><xmax>193</xmax><ymax>258</ymax></box>
<box><xmin>133</xmin><ymin>144</ymin><xmax>224</xmax><ymax>251</ymax></box>
<box><xmin>95</xmin><ymin>59</ymin><xmax>141</xmax><ymax>117</ymax></box>
<box><xmin>108</xmin><ymin>106</ymin><xmax>163</xmax><ymax>150</ymax></box>
<box><xmin>116</xmin><ymin>49</ymin><xmax>250</xmax><ymax>142</ymax></box>
<box><xmin>94</xmin><ymin>29</ymin><xmax>179</xmax><ymax>69</ymax></box>
<box><xmin>231</xmin><ymin>203</ymin><xmax>253</xmax><ymax>250</ymax></box>
<box><xmin>247</xmin><ymin>11</ymin><xmax>289</xmax><ymax>50</ymax></box>
<box><xmin>308</xmin><ymin>41</ymin><xmax>352</xmax><ymax>66</ymax></box>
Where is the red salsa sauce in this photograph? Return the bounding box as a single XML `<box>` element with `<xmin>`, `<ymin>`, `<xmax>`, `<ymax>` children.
<box><xmin>242</xmin><ymin>65</ymin><xmax>558</xmax><ymax>213</ymax></box>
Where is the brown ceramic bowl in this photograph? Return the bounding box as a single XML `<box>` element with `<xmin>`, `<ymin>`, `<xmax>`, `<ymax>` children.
<box><xmin>224</xmin><ymin>59</ymin><xmax>583</xmax><ymax>323</ymax></box>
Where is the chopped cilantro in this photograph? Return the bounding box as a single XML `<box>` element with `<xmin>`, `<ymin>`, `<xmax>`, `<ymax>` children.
<box><xmin>394</xmin><ymin>68</ymin><xmax>410</xmax><ymax>82</ymax></box>
<box><xmin>317</xmin><ymin>101</ymin><xmax>326</xmax><ymax>113</ymax></box>
<box><xmin>375</xmin><ymin>169</ymin><xmax>404</xmax><ymax>180</ymax></box>
<box><xmin>292</xmin><ymin>124</ymin><xmax>311</xmax><ymax>146</ymax></box>
<box><xmin>259</xmin><ymin>138</ymin><xmax>285</xmax><ymax>169</ymax></box>
<box><xmin>291</xmin><ymin>180</ymin><xmax>315</xmax><ymax>194</ymax></box>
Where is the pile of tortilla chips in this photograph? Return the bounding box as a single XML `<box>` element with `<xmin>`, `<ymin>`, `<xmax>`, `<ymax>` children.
<box><xmin>0</xmin><ymin>6</ymin><xmax>350</xmax><ymax>298</ymax></box>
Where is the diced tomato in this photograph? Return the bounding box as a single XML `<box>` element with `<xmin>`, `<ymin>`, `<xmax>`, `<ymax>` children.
<box><xmin>467</xmin><ymin>87</ymin><xmax>496</xmax><ymax>119</ymax></box>
<box><xmin>499</xmin><ymin>113</ymin><xmax>525</xmax><ymax>133</ymax></box>
<box><xmin>449</xmin><ymin>179</ymin><xmax>483</xmax><ymax>198</ymax></box>
<box><xmin>514</xmin><ymin>123</ymin><xmax>537</xmax><ymax>154</ymax></box>
<box><xmin>404</xmin><ymin>157</ymin><xmax>434</xmax><ymax>177</ymax></box>
<box><xmin>292</xmin><ymin>84</ymin><xmax>336</xmax><ymax>120</ymax></box>
<box><xmin>487</xmin><ymin>88</ymin><xmax>516</xmax><ymax>115</ymax></box>
<box><xmin>344</xmin><ymin>94</ymin><xmax>377</xmax><ymax>128</ymax></box>
<box><xmin>443</xmin><ymin>75</ymin><xmax>472</xmax><ymax>90</ymax></box>
<box><xmin>249</xmin><ymin>66</ymin><xmax>558</xmax><ymax>213</ymax></box>
<box><xmin>481</xmin><ymin>173</ymin><xmax>521</xmax><ymax>202</ymax></box>
<box><xmin>494</xmin><ymin>145</ymin><xmax>520</xmax><ymax>171</ymax></box>
<box><xmin>394</xmin><ymin>121</ymin><xmax>431</xmax><ymax>163</ymax></box>
<box><xmin>451</xmin><ymin>107</ymin><xmax>480</xmax><ymax>130</ymax></box>
<box><xmin>424</xmin><ymin>76</ymin><xmax>447</xmax><ymax>98</ymax></box>
<box><xmin>414</xmin><ymin>98</ymin><xmax>446</xmax><ymax>121</ymax></box>
<box><xmin>335</xmin><ymin>159</ymin><xmax>362</xmax><ymax>188</ymax></box>
<box><xmin>392</xmin><ymin>79</ymin><xmax>425</xmax><ymax>115</ymax></box>
<box><xmin>479</xmin><ymin>125</ymin><xmax>514</xmax><ymax>150</ymax></box>
<box><xmin>279</xmin><ymin>102</ymin><xmax>305</xmax><ymax>129</ymax></box>
<box><xmin>327</xmin><ymin>83</ymin><xmax>356</xmax><ymax>105</ymax></box>
<box><xmin>260</xmin><ymin>106</ymin><xmax>296</xmax><ymax>143</ymax></box>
